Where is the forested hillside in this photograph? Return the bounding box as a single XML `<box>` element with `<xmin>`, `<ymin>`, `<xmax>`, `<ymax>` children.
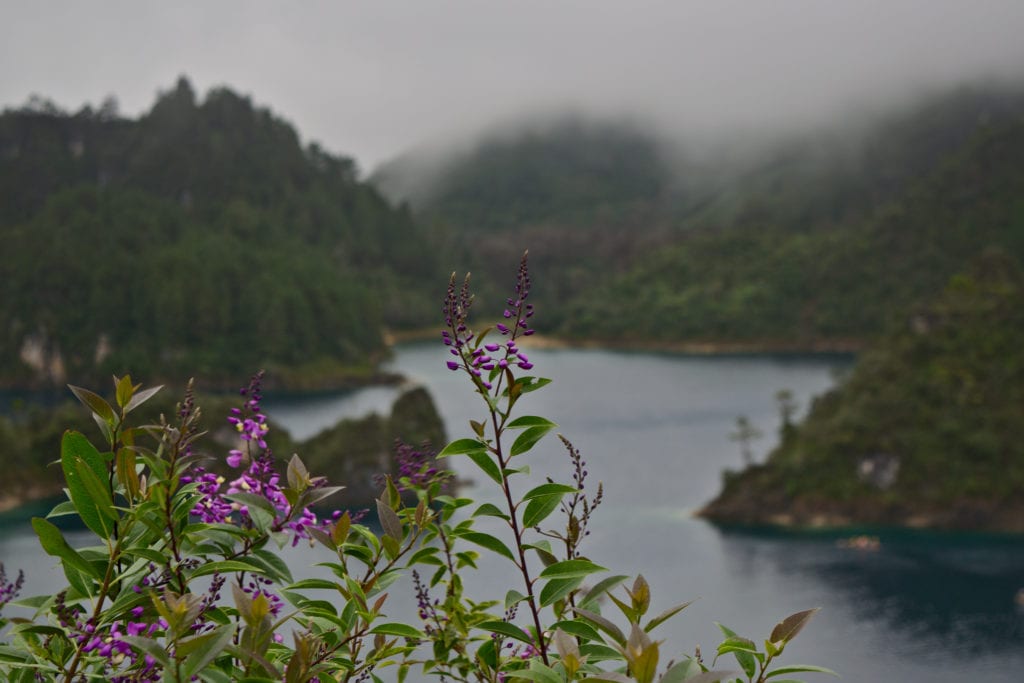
<box><xmin>0</xmin><ymin>78</ymin><xmax>442</xmax><ymax>388</ymax></box>
<box><xmin>699</xmin><ymin>251</ymin><xmax>1024</xmax><ymax>531</ymax></box>
<box><xmin>570</xmin><ymin>108</ymin><xmax>1024</xmax><ymax>344</ymax></box>
<box><xmin>377</xmin><ymin>83</ymin><xmax>1024</xmax><ymax>347</ymax></box>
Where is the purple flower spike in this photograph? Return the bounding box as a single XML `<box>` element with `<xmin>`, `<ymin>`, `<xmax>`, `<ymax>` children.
<box><xmin>447</xmin><ymin>361</ymin><xmax>460</xmax><ymax>371</ymax></box>
<box><xmin>518</xmin><ymin>361</ymin><xmax>534</xmax><ymax>370</ymax></box>
<box><xmin>496</xmin><ymin>323</ymin><xmax>510</xmax><ymax>335</ymax></box>
<box><xmin>485</xmin><ymin>343</ymin><xmax>500</xmax><ymax>352</ymax></box>
<box><xmin>226</xmin><ymin>450</ymin><xmax>244</xmax><ymax>468</ymax></box>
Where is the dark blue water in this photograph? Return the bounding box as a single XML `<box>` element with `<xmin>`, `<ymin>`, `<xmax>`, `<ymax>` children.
<box><xmin>2</xmin><ymin>343</ymin><xmax>1022</xmax><ymax>682</ymax></box>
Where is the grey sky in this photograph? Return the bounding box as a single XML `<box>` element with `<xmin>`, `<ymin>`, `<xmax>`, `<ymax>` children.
<box><xmin>2</xmin><ymin>1</ymin><xmax>1023</xmax><ymax>172</ymax></box>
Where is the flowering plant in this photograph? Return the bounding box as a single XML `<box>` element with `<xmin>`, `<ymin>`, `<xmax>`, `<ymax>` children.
<box><xmin>0</xmin><ymin>254</ymin><xmax>834</xmax><ymax>683</ymax></box>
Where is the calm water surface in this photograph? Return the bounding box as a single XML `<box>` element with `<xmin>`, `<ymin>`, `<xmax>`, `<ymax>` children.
<box><xmin>2</xmin><ymin>343</ymin><xmax>1023</xmax><ymax>682</ymax></box>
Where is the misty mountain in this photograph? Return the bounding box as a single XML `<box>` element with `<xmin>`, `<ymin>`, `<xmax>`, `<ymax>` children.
<box><xmin>375</xmin><ymin>81</ymin><xmax>1024</xmax><ymax>345</ymax></box>
<box><xmin>0</xmin><ymin>77</ymin><xmax>442</xmax><ymax>388</ymax></box>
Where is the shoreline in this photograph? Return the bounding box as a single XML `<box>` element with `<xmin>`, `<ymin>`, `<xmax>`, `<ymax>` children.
<box><xmin>697</xmin><ymin>497</ymin><xmax>1024</xmax><ymax>535</ymax></box>
<box><xmin>385</xmin><ymin>328</ymin><xmax>864</xmax><ymax>356</ymax></box>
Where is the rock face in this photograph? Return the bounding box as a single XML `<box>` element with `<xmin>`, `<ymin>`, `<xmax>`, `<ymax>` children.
<box><xmin>700</xmin><ymin>252</ymin><xmax>1024</xmax><ymax>533</ymax></box>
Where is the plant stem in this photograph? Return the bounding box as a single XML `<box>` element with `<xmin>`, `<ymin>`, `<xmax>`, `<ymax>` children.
<box><xmin>491</xmin><ymin>410</ymin><xmax>549</xmax><ymax>665</ymax></box>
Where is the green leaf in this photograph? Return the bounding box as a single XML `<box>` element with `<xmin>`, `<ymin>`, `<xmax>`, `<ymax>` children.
<box><xmin>474</xmin><ymin>503</ymin><xmax>510</xmax><ymax>520</ymax></box>
<box><xmin>766</xmin><ymin>665</ymin><xmax>838</xmax><ymax>678</ymax></box>
<box><xmin>522</xmin><ymin>483</ymin><xmax>578</xmax><ymax>499</ymax></box>
<box><xmin>68</xmin><ymin>385</ymin><xmax>115</xmax><ymax>423</ymax></box>
<box><xmin>121</xmin><ymin>635</ymin><xmax>172</xmax><ymax>668</ymax></box>
<box><xmin>74</xmin><ymin>457</ymin><xmax>117</xmax><ymax>522</ymax></box>
<box><xmin>511</xmin><ymin>663</ymin><xmax>562</xmax><ymax>683</ymax></box>
<box><xmin>250</xmin><ymin>548</ymin><xmax>295</xmax><ymax>584</ymax></box>
<box><xmin>287</xmin><ymin>578</ymin><xmax>339</xmax><ymax>591</ymax></box>
<box><xmin>180</xmin><ymin>624</ymin><xmax>236</xmax><ymax>678</ymax></box>
<box><xmin>505</xmin><ymin>589</ymin><xmax>527</xmax><ymax>608</ymax></box>
<box><xmin>549</xmin><ymin>619</ymin><xmax>602</xmax><ymax>643</ymax></box>
<box><xmin>115</xmin><ymin>375</ymin><xmax>134</xmax><ymax>409</ymax></box>
<box><xmin>678</xmin><ymin>673</ymin><xmax>741</xmax><ymax>683</ymax></box>
<box><xmin>477</xmin><ymin>620</ymin><xmax>535</xmax><ymax>645</ymax></box>
<box><xmin>717</xmin><ymin>636</ymin><xmax>758</xmax><ymax>655</ymax></box>
<box><xmin>714</xmin><ymin>627</ymin><xmax>756</xmax><ymax>680</ymax></box>
<box><xmin>44</xmin><ymin>499</ymin><xmax>79</xmax><ymax>518</ymax></box>
<box><xmin>578</xmin><ymin>574</ymin><xmax>630</xmax><ymax>609</ymax></box>
<box><xmin>61</xmin><ymin>431</ymin><xmax>114</xmax><ymax>538</ymax></box>
<box><xmin>506</xmin><ymin>416</ymin><xmax>558</xmax><ymax>429</ymax></box>
<box><xmin>377</xmin><ymin>498</ymin><xmax>404</xmax><ymax>541</ymax></box>
<box><xmin>466</xmin><ymin>450</ymin><xmax>504</xmax><ymax>485</ymax></box>
<box><xmin>189</xmin><ymin>560</ymin><xmax>268</xmax><ymax>579</ymax></box>
<box><xmin>580</xmin><ymin>674</ymin><xmax>633</xmax><ymax>683</ymax></box>
<box><xmin>370</xmin><ymin>623</ymin><xmax>424</xmax><ymax>639</ymax></box>
<box><xmin>510</xmin><ymin>425</ymin><xmax>554</xmax><ymax>456</ymax></box>
<box><xmin>438</xmin><ymin>438</ymin><xmax>487</xmax><ymax>457</ymax></box>
<box><xmin>517</xmin><ymin>377</ymin><xmax>552</xmax><ymax>394</ymax></box>
<box><xmin>539</xmin><ymin>576</ymin><xmax>583</xmax><ymax>607</ymax></box>
<box><xmin>124</xmin><ymin>385</ymin><xmax>163</xmax><ymax>414</ymax></box>
<box><xmin>539</xmin><ymin>559</ymin><xmax>606</xmax><ymax>579</ymax></box>
<box><xmin>522</xmin><ymin>494</ymin><xmax>564</xmax><ymax>528</ymax></box>
<box><xmin>657</xmin><ymin>657</ymin><xmax>702</xmax><ymax>683</ymax></box>
<box><xmin>457</xmin><ymin>531</ymin><xmax>516</xmax><ymax>561</ymax></box>
<box><xmin>572</xmin><ymin>607</ymin><xmax>626</xmax><ymax>645</ymax></box>
<box><xmin>769</xmin><ymin>608</ymin><xmax>819</xmax><ymax>646</ymax></box>
<box><xmin>645</xmin><ymin>599</ymin><xmax>696</xmax><ymax>632</ymax></box>
<box><xmin>31</xmin><ymin>517</ymin><xmax>101</xmax><ymax>580</ymax></box>
<box><xmin>223</xmin><ymin>491</ymin><xmax>278</xmax><ymax>516</ymax></box>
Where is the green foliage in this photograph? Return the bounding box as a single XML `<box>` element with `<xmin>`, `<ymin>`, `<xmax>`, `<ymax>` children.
<box><xmin>0</xmin><ymin>265</ymin><xmax>831</xmax><ymax>682</ymax></box>
<box><xmin>0</xmin><ymin>385</ymin><xmax>445</xmax><ymax>510</ymax></box>
<box><xmin>0</xmin><ymin>78</ymin><xmax>443</xmax><ymax>389</ymax></box>
<box><xmin>702</xmin><ymin>251</ymin><xmax>1024</xmax><ymax>529</ymax></box>
<box><xmin>380</xmin><ymin>83</ymin><xmax>1024</xmax><ymax>349</ymax></box>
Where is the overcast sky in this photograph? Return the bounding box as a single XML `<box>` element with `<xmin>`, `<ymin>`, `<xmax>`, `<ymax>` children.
<box><xmin>2</xmin><ymin>1</ymin><xmax>1024</xmax><ymax>172</ymax></box>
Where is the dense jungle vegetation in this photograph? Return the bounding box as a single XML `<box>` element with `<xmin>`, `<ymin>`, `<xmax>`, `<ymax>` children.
<box><xmin>377</xmin><ymin>82</ymin><xmax>1024</xmax><ymax>348</ymax></box>
<box><xmin>0</xmin><ymin>77</ymin><xmax>442</xmax><ymax>389</ymax></box>
<box><xmin>700</xmin><ymin>251</ymin><xmax>1024</xmax><ymax>531</ymax></box>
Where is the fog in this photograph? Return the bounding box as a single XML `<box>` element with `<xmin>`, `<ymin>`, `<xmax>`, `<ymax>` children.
<box><xmin>2</xmin><ymin>1</ymin><xmax>1024</xmax><ymax>172</ymax></box>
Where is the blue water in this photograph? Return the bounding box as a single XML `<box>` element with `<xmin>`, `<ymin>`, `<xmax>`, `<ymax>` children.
<box><xmin>2</xmin><ymin>343</ymin><xmax>1023</xmax><ymax>682</ymax></box>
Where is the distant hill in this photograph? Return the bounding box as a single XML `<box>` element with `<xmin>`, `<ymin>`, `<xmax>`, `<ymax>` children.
<box><xmin>699</xmin><ymin>251</ymin><xmax>1024</xmax><ymax>532</ymax></box>
<box><xmin>376</xmin><ymin>82</ymin><xmax>1024</xmax><ymax>346</ymax></box>
<box><xmin>570</xmin><ymin>101</ymin><xmax>1024</xmax><ymax>345</ymax></box>
<box><xmin>0</xmin><ymin>77</ymin><xmax>442</xmax><ymax>389</ymax></box>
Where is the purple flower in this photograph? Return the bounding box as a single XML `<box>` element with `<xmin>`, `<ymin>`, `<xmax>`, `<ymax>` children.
<box><xmin>226</xmin><ymin>450</ymin><xmax>244</xmax><ymax>468</ymax></box>
<box><xmin>0</xmin><ymin>564</ymin><xmax>23</xmax><ymax>609</ymax></box>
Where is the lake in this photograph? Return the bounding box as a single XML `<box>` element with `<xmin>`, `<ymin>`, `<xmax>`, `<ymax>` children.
<box><xmin>2</xmin><ymin>342</ymin><xmax>1023</xmax><ymax>682</ymax></box>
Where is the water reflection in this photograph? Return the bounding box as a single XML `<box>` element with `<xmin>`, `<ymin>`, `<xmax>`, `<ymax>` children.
<box><xmin>716</xmin><ymin>526</ymin><xmax>1024</xmax><ymax>654</ymax></box>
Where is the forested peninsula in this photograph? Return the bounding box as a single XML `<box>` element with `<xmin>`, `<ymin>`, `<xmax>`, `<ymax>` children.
<box><xmin>0</xmin><ymin>78</ymin><xmax>442</xmax><ymax>390</ymax></box>
<box><xmin>700</xmin><ymin>252</ymin><xmax>1024</xmax><ymax>532</ymax></box>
